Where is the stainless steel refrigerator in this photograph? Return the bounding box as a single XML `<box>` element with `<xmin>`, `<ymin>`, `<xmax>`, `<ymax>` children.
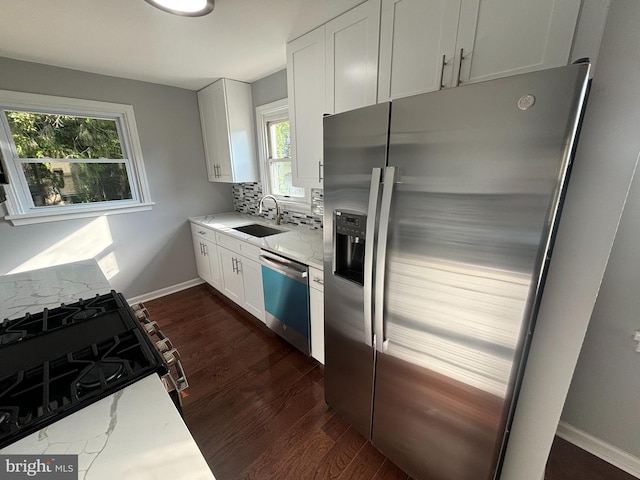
<box><xmin>322</xmin><ymin>64</ymin><xmax>590</xmax><ymax>480</ymax></box>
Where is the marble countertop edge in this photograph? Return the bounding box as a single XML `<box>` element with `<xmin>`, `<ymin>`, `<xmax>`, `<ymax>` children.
<box><xmin>189</xmin><ymin>212</ymin><xmax>324</xmax><ymax>270</ymax></box>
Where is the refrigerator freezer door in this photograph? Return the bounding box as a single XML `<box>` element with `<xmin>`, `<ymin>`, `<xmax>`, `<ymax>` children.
<box><xmin>323</xmin><ymin>102</ymin><xmax>389</xmax><ymax>439</ymax></box>
<box><xmin>371</xmin><ymin>65</ymin><xmax>589</xmax><ymax>480</ymax></box>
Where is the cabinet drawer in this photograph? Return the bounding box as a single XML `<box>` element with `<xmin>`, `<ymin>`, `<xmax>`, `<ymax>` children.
<box><xmin>216</xmin><ymin>232</ymin><xmax>260</xmax><ymax>261</ymax></box>
<box><xmin>191</xmin><ymin>223</ymin><xmax>215</xmax><ymax>241</ymax></box>
<box><xmin>216</xmin><ymin>232</ymin><xmax>242</xmax><ymax>253</ymax></box>
<box><xmin>239</xmin><ymin>242</ymin><xmax>260</xmax><ymax>262</ymax></box>
<box><xmin>309</xmin><ymin>266</ymin><xmax>324</xmax><ymax>292</ymax></box>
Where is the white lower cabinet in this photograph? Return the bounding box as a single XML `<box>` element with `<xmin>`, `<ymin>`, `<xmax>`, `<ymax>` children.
<box><xmin>190</xmin><ymin>223</ymin><xmax>264</xmax><ymax>322</ymax></box>
<box><xmin>309</xmin><ymin>267</ymin><xmax>325</xmax><ymax>364</ymax></box>
<box><xmin>192</xmin><ymin>234</ymin><xmax>212</xmax><ymax>285</ymax></box>
<box><xmin>216</xmin><ymin>232</ymin><xmax>265</xmax><ymax>323</ymax></box>
<box><xmin>218</xmin><ymin>246</ymin><xmax>244</xmax><ymax>305</ymax></box>
<box><xmin>240</xmin><ymin>257</ymin><xmax>266</xmax><ymax>322</ymax></box>
<box><xmin>191</xmin><ymin>223</ymin><xmax>222</xmax><ymax>291</ymax></box>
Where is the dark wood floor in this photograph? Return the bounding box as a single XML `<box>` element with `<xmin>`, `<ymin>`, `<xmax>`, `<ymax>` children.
<box><xmin>145</xmin><ymin>284</ymin><xmax>636</xmax><ymax>480</ymax></box>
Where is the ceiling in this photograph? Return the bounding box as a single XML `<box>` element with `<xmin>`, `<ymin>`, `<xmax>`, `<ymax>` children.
<box><xmin>0</xmin><ymin>0</ymin><xmax>364</xmax><ymax>91</ymax></box>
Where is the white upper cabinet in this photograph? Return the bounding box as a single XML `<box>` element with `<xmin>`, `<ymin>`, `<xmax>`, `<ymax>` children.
<box><xmin>378</xmin><ymin>0</ymin><xmax>581</xmax><ymax>100</ymax></box>
<box><xmin>197</xmin><ymin>78</ymin><xmax>258</xmax><ymax>183</ymax></box>
<box><xmin>378</xmin><ymin>0</ymin><xmax>461</xmax><ymax>101</ymax></box>
<box><xmin>287</xmin><ymin>0</ymin><xmax>381</xmax><ymax>188</ymax></box>
<box><xmin>455</xmin><ymin>0</ymin><xmax>582</xmax><ymax>85</ymax></box>
<box><xmin>326</xmin><ymin>0</ymin><xmax>381</xmax><ymax>115</ymax></box>
<box><xmin>287</xmin><ymin>26</ymin><xmax>326</xmax><ymax>189</ymax></box>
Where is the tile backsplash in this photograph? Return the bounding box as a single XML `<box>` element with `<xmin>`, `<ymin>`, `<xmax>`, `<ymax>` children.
<box><xmin>232</xmin><ymin>183</ymin><xmax>323</xmax><ymax>230</ymax></box>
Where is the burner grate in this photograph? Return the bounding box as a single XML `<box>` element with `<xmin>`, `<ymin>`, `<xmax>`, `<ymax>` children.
<box><xmin>0</xmin><ymin>294</ymin><xmax>123</xmax><ymax>347</ymax></box>
<box><xmin>0</xmin><ymin>292</ymin><xmax>166</xmax><ymax>448</ymax></box>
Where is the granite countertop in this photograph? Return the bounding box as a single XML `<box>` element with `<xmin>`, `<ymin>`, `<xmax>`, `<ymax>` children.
<box><xmin>189</xmin><ymin>212</ymin><xmax>324</xmax><ymax>270</ymax></box>
<box><xmin>0</xmin><ymin>260</ymin><xmax>216</xmax><ymax>480</ymax></box>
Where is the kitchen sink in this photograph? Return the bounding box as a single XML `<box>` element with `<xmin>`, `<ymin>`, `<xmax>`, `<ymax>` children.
<box><xmin>233</xmin><ymin>223</ymin><xmax>284</xmax><ymax>238</ymax></box>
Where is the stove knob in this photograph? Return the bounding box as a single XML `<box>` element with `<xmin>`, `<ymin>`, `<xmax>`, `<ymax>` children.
<box><xmin>162</xmin><ymin>348</ymin><xmax>180</xmax><ymax>366</ymax></box>
<box><xmin>155</xmin><ymin>338</ymin><xmax>173</xmax><ymax>353</ymax></box>
<box><xmin>144</xmin><ymin>321</ymin><xmax>158</xmax><ymax>334</ymax></box>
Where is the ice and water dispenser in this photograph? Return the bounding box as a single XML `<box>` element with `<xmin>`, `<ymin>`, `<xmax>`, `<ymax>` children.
<box><xmin>334</xmin><ymin>211</ymin><xmax>366</xmax><ymax>286</ymax></box>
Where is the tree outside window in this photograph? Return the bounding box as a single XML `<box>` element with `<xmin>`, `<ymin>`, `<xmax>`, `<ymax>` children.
<box><xmin>6</xmin><ymin>111</ymin><xmax>132</xmax><ymax>206</ymax></box>
<box><xmin>0</xmin><ymin>89</ymin><xmax>152</xmax><ymax>225</ymax></box>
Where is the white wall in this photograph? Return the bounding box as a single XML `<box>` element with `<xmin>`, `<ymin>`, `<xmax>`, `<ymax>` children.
<box><xmin>570</xmin><ymin>0</ymin><xmax>611</xmax><ymax>72</ymax></box>
<box><xmin>500</xmin><ymin>1</ymin><xmax>640</xmax><ymax>478</ymax></box>
<box><xmin>560</xmin><ymin>0</ymin><xmax>640</xmax><ymax>460</ymax></box>
<box><xmin>560</xmin><ymin>163</ymin><xmax>640</xmax><ymax>467</ymax></box>
<box><xmin>0</xmin><ymin>57</ymin><xmax>233</xmax><ymax>298</ymax></box>
<box><xmin>251</xmin><ymin>69</ymin><xmax>287</xmax><ymax>108</ymax></box>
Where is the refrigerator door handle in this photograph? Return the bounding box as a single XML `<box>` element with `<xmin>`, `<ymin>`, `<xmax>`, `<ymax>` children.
<box><xmin>363</xmin><ymin>168</ymin><xmax>382</xmax><ymax>347</ymax></box>
<box><xmin>374</xmin><ymin>166</ymin><xmax>396</xmax><ymax>353</ymax></box>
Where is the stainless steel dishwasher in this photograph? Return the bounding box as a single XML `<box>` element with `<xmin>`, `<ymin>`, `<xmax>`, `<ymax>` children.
<box><xmin>259</xmin><ymin>250</ymin><xmax>310</xmax><ymax>355</ymax></box>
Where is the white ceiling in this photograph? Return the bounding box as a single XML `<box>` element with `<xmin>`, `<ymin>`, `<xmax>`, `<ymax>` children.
<box><xmin>0</xmin><ymin>0</ymin><xmax>364</xmax><ymax>91</ymax></box>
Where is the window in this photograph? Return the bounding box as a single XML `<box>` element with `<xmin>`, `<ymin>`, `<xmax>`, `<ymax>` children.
<box><xmin>0</xmin><ymin>90</ymin><xmax>152</xmax><ymax>225</ymax></box>
<box><xmin>256</xmin><ymin>99</ymin><xmax>308</xmax><ymax>206</ymax></box>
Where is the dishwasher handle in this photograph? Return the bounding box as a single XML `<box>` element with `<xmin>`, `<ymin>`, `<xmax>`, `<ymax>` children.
<box><xmin>259</xmin><ymin>252</ymin><xmax>308</xmax><ymax>283</ymax></box>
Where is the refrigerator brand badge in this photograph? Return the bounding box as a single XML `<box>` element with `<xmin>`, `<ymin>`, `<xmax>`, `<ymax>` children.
<box><xmin>517</xmin><ymin>94</ymin><xmax>536</xmax><ymax>110</ymax></box>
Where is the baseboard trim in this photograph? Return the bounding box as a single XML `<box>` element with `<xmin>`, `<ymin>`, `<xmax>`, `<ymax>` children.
<box><xmin>557</xmin><ymin>421</ymin><xmax>640</xmax><ymax>477</ymax></box>
<box><xmin>127</xmin><ymin>278</ymin><xmax>205</xmax><ymax>305</ymax></box>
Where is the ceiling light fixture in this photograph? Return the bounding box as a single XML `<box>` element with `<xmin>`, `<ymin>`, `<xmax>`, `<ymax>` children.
<box><xmin>144</xmin><ymin>0</ymin><xmax>215</xmax><ymax>17</ymax></box>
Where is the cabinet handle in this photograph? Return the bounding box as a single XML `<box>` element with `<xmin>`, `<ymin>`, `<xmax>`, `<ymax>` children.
<box><xmin>313</xmin><ymin>276</ymin><xmax>324</xmax><ymax>286</ymax></box>
<box><xmin>200</xmin><ymin>242</ymin><xmax>204</xmax><ymax>255</ymax></box>
<box><xmin>439</xmin><ymin>54</ymin><xmax>448</xmax><ymax>90</ymax></box>
<box><xmin>318</xmin><ymin>160</ymin><xmax>323</xmax><ymax>182</ymax></box>
<box><xmin>214</xmin><ymin>164</ymin><xmax>219</xmax><ymax>178</ymax></box>
<box><xmin>232</xmin><ymin>257</ymin><xmax>237</xmax><ymax>273</ymax></box>
<box><xmin>235</xmin><ymin>258</ymin><xmax>242</xmax><ymax>275</ymax></box>
<box><xmin>203</xmin><ymin>244</ymin><xmax>208</xmax><ymax>256</ymax></box>
<box><xmin>456</xmin><ymin>48</ymin><xmax>465</xmax><ymax>87</ymax></box>
<box><xmin>198</xmin><ymin>230</ymin><xmax>206</xmax><ymax>235</ymax></box>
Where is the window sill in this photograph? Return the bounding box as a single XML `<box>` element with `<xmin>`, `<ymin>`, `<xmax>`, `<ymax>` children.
<box><xmin>4</xmin><ymin>202</ymin><xmax>155</xmax><ymax>226</ymax></box>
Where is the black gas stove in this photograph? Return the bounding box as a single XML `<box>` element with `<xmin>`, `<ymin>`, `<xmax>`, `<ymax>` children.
<box><xmin>0</xmin><ymin>291</ymin><xmax>167</xmax><ymax>448</ymax></box>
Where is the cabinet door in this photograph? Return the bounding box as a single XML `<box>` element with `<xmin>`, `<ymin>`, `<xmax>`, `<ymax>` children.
<box><xmin>192</xmin><ymin>236</ymin><xmax>213</xmax><ymax>285</ymax></box>
<box><xmin>287</xmin><ymin>26</ymin><xmax>326</xmax><ymax>189</ymax></box>
<box><xmin>205</xmin><ymin>240</ymin><xmax>222</xmax><ymax>291</ymax></box>
<box><xmin>224</xmin><ymin>80</ymin><xmax>258</xmax><ymax>182</ymax></box>
<box><xmin>197</xmin><ymin>81</ymin><xmax>232</xmax><ymax>182</ymax></box>
<box><xmin>310</xmin><ymin>284</ymin><xmax>325</xmax><ymax>364</ymax></box>
<box><xmin>455</xmin><ymin>0</ymin><xmax>581</xmax><ymax>85</ymax></box>
<box><xmin>326</xmin><ymin>0</ymin><xmax>381</xmax><ymax>114</ymax></box>
<box><xmin>378</xmin><ymin>0</ymin><xmax>461</xmax><ymax>101</ymax></box>
<box><xmin>239</xmin><ymin>257</ymin><xmax>265</xmax><ymax>323</ymax></box>
<box><xmin>218</xmin><ymin>247</ymin><xmax>243</xmax><ymax>305</ymax></box>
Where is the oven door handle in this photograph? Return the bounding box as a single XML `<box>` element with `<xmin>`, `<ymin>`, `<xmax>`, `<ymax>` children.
<box><xmin>259</xmin><ymin>255</ymin><xmax>308</xmax><ymax>281</ymax></box>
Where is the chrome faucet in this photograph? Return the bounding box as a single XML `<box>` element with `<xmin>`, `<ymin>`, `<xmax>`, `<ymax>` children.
<box><xmin>258</xmin><ymin>194</ymin><xmax>282</xmax><ymax>225</ymax></box>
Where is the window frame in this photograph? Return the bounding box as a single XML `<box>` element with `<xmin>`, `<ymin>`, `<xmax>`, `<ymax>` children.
<box><xmin>0</xmin><ymin>90</ymin><xmax>153</xmax><ymax>226</ymax></box>
<box><xmin>255</xmin><ymin>99</ymin><xmax>310</xmax><ymax>209</ymax></box>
